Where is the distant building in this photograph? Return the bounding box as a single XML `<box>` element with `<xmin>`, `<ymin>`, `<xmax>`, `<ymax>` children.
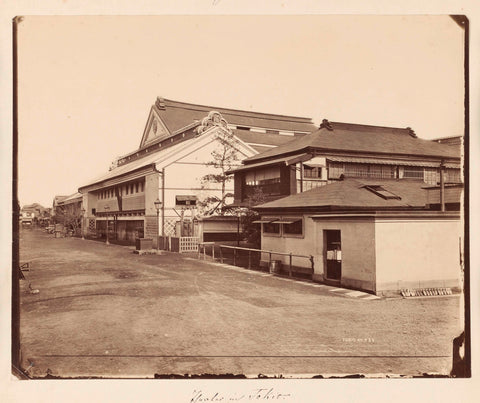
<box><xmin>253</xmin><ymin>178</ymin><xmax>463</xmax><ymax>296</ymax></box>
<box><xmin>228</xmin><ymin>120</ymin><xmax>462</xmax><ymax>206</ymax></box>
<box><xmin>53</xmin><ymin>192</ymin><xmax>83</xmax><ymax>234</ymax></box>
<box><xmin>20</xmin><ymin>203</ymin><xmax>52</xmax><ymax>226</ymax></box>
<box><xmin>78</xmin><ymin>97</ymin><xmax>317</xmax><ymax>244</ymax></box>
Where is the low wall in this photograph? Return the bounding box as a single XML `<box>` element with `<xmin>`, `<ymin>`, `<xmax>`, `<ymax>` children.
<box><xmin>375</xmin><ymin>217</ymin><xmax>462</xmax><ymax>295</ymax></box>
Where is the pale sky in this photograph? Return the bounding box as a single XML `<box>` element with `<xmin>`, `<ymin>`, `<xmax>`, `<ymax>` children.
<box><xmin>16</xmin><ymin>15</ymin><xmax>465</xmax><ymax>207</ymax></box>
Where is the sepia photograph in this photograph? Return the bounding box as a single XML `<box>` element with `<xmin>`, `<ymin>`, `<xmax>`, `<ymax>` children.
<box><xmin>3</xmin><ymin>4</ymin><xmax>477</xmax><ymax>402</ymax></box>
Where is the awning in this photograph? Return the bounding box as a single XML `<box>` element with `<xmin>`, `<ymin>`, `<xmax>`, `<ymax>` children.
<box><xmin>326</xmin><ymin>156</ymin><xmax>459</xmax><ymax>168</ymax></box>
<box><xmin>271</xmin><ymin>218</ymin><xmax>302</xmax><ymax>224</ymax></box>
<box><xmin>226</xmin><ymin>153</ymin><xmax>310</xmax><ymax>174</ymax></box>
<box><xmin>444</xmin><ymin>163</ymin><xmax>462</xmax><ymax>169</ymax></box>
<box><xmin>303</xmin><ymin>156</ymin><xmax>326</xmax><ymax>168</ymax></box>
<box><xmin>252</xmin><ymin>218</ymin><xmax>279</xmax><ymax>224</ymax></box>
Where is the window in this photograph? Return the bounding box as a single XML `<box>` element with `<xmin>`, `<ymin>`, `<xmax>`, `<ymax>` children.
<box><xmin>403</xmin><ymin>166</ymin><xmax>424</xmax><ymax>179</ymax></box>
<box><xmin>328</xmin><ymin>162</ymin><xmax>344</xmax><ymax>179</ymax></box>
<box><xmin>244</xmin><ymin>166</ymin><xmax>281</xmax><ymax>197</ymax></box>
<box><xmin>263</xmin><ymin>222</ymin><xmax>280</xmax><ymax>234</ymax></box>
<box><xmin>304</xmin><ymin>166</ymin><xmax>322</xmax><ymax>178</ymax></box>
<box><xmin>135</xmin><ymin>183</ymin><xmax>139</xmax><ymax>193</ymax></box>
<box><xmin>424</xmin><ymin>168</ymin><xmax>439</xmax><ymax>185</ymax></box>
<box><xmin>140</xmin><ymin>182</ymin><xmax>144</xmax><ymax>192</ymax></box>
<box><xmin>126</xmin><ymin>185</ymin><xmax>129</xmax><ymax>195</ymax></box>
<box><xmin>345</xmin><ymin>163</ymin><xmax>369</xmax><ymax>178</ymax></box>
<box><xmin>369</xmin><ymin>165</ymin><xmax>396</xmax><ymax>179</ymax></box>
<box><xmin>283</xmin><ymin>219</ymin><xmax>303</xmax><ymax>236</ymax></box>
<box><xmin>445</xmin><ymin>168</ymin><xmax>461</xmax><ymax>183</ymax></box>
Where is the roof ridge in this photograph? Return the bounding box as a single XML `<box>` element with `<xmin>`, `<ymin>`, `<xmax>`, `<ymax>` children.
<box><xmin>159</xmin><ymin>97</ymin><xmax>315</xmax><ymax>124</ymax></box>
<box><xmin>329</xmin><ymin>121</ymin><xmax>413</xmax><ymax>134</ymax></box>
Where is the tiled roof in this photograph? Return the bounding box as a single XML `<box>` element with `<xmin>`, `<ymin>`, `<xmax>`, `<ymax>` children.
<box><xmin>79</xmin><ymin>140</ymin><xmax>189</xmax><ymax>189</ymax></box>
<box><xmin>232</xmin><ymin>130</ymin><xmax>302</xmax><ymax>147</ymax></box>
<box><xmin>62</xmin><ymin>192</ymin><xmax>83</xmax><ymax>202</ymax></box>
<box><xmin>226</xmin><ymin>153</ymin><xmax>308</xmax><ymax>174</ymax></box>
<box><xmin>255</xmin><ymin>178</ymin><xmax>429</xmax><ymax>210</ymax></box>
<box><xmin>244</xmin><ymin>121</ymin><xmax>461</xmax><ymax>163</ymax></box>
<box><xmin>155</xmin><ymin>97</ymin><xmax>317</xmax><ymax>134</ymax></box>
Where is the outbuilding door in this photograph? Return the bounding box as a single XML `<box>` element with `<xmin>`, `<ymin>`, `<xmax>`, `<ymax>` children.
<box><xmin>325</xmin><ymin>230</ymin><xmax>342</xmax><ymax>281</ymax></box>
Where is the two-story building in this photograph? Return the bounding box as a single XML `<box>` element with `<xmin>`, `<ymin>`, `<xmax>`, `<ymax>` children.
<box><xmin>236</xmin><ymin>121</ymin><xmax>463</xmax><ymax>295</ymax></box>
<box><xmin>78</xmin><ymin>97</ymin><xmax>317</xmax><ymax>244</ymax></box>
<box><xmin>228</xmin><ymin>120</ymin><xmax>462</xmax><ymax>206</ymax></box>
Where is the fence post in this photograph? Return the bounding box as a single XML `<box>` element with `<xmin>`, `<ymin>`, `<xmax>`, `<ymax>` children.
<box><xmin>203</xmin><ymin>244</ymin><xmax>206</xmax><ymax>260</ymax></box>
<box><xmin>289</xmin><ymin>253</ymin><xmax>292</xmax><ymax>277</ymax></box>
<box><xmin>310</xmin><ymin>255</ymin><xmax>314</xmax><ymax>279</ymax></box>
<box><xmin>212</xmin><ymin>244</ymin><xmax>215</xmax><ymax>261</ymax></box>
<box><xmin>220</xmin><ymin>247</ymin><xmax>224</xmax><ymax>264</ymax></box>
<box><xmin>248</xmin><ymin>251</ymin><xmax>251</xmax><ymax>270</ymax></box>
<box><xmin>198</xmin><ymin>243</ymin><xmax>201</xmax><ymax>260</ymax></box>
<box><xmin>269</xmin><ymin>252</ymin><xmax>272</xmax><ymax>271</ymax></box>
<box><xmin>233</xmin><ymin>248</ymin><xmax>237</xmax><ymax>266</ymax></box>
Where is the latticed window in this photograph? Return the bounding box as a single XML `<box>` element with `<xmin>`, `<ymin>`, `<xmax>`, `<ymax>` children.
<box><xmin>368</xmin><ymin>165</ymin><xmax>396</xmax><ymax>179</ymax></box>
<box><xmin>328</xmin><ymin>162</ymin><xmax>344</xmax><ymax>179</ymax></box>
<box><xmin>445</xmin><ymin>168</ymin><xmax>462</xmax><ymax>183</ymax></box>
<box><xmin>304</xmin><ymin>166</ymin><xmax>322</xmax><ymax>178</ymax></box>
<box><xmin>424</xmin><ymin>168</ymin><xmax>439</xmax><ymax>185</ymax></box>
<box><xmin>344</xmin><ymin>163</ymin><xmax>369</xmax><ymax>178</ymax></box>
<box><xmin>403</xmin><ymin>166</ymin><xmax>424</xmax><ymax>179</ymax></box>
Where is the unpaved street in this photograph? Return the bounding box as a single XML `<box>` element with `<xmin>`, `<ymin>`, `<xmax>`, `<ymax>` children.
<box><xmin>18</xmin><ymin>229</ymin><xmax>463</xmax><ymax>378</ymax></box>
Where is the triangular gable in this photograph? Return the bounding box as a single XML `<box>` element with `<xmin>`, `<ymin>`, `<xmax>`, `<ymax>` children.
<box><xmin>155</xmin><ymin>127</ymin><xmax>258</xmax><ymax>170</ymax></box>
<box><xmin>139</xmin><ymin>107</ymin><xmax>170</xmax><ymax>148</ymax></box>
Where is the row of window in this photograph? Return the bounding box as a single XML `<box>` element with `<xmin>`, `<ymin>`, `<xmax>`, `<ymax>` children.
<box><xmin>326</xmin><ymin>163</ymin><xmax>461</xmax><ymax>185</ymax></box>
<box><xmin>263</xmin><ymin>218</ymin><xmax>303</xmax><ymax>237</ymax></box>
<box><xmin>245</xmin><ymin>167</ymin><xmax>280</xmax><ymax>186</ymax></box>
<box><xmin>98</xmin><ymin>180</ymin><xmax>145</xmax><ymax>200</ymax></box>
<box><xmin>329</xmin><ymin>163</ymin><xmax>396</xmax><ymax>180</ymax></box>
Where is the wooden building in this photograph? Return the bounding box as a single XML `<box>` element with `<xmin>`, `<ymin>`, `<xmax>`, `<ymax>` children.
<box><xmin>78</xmin><ymin>97</ymin><xmax>317</xmax><ymax>244</ymax></box>
<box><xmin>228</xmin><ymin>120</ymin><xmax>462</xmax><ymax>206</ymax></box>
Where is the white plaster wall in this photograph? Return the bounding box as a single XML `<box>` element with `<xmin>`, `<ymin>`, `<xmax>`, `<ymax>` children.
<box><xmin>261</xmin><ymin>216</ymin><xmax>317</xmax><ymax>271</ymax></box>
<box><xmin>260</xmin><ymin>217</ymin><xmax>377</xmax><ymax>291</ymax></box>
<box><xmin>158</xmin><ymin>136</ymin><xmax>248</xmax><ymax>234</ymax></box>
<box><xmin>374</xmin><ymin>218</ymin><xmax>462</xmax><ymax>291</ymax></box>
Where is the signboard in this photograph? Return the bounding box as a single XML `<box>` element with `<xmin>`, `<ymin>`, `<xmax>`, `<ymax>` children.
<box><xmin>175</xmin><ymin>195</ymin><xmax>197</xmax><ymax>209</ymax></box>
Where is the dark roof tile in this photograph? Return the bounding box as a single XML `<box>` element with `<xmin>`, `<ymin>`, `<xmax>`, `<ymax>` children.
<box><xmin>156</xmin><ymin>97</ymin><xmax>317</xmax><ymax>134</ymax></box>
<box><xmin>255</xmin><ymin>178</ymin><xmax>429</xmax><ymax>210</ymax></box>
<box><xmin>245</xmin><ymin>121</ymin><xmax>460</xmax><ymax>162</ymax></box>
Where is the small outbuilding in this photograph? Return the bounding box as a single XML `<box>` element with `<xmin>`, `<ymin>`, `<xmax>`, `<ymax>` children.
<box><xmin>254</xmin><ymin>178</ymin><xmax>463</xmax><ymax>296</ymax></box>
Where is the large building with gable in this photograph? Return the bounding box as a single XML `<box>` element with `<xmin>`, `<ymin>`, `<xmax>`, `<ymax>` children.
<box><xmin>78</xmin><ymin>97</ymin><xmax>317</xmax><ymax>244</ymax></box>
